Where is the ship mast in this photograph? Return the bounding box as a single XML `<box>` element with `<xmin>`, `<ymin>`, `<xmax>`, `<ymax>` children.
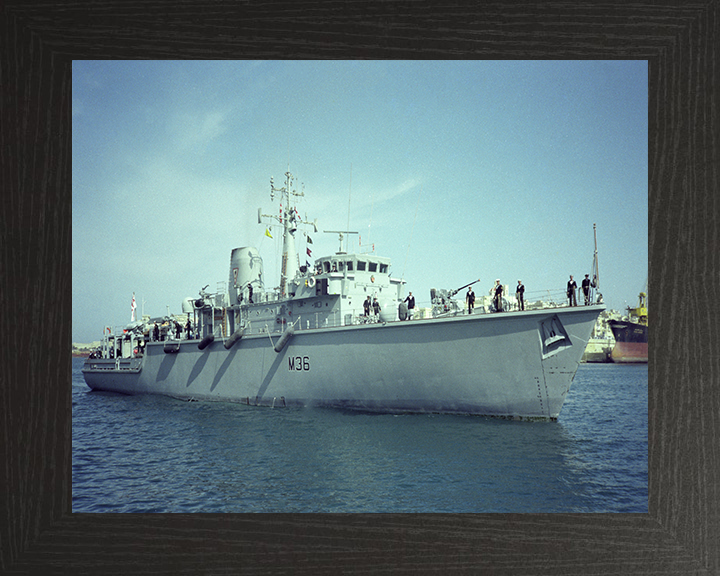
<box><xmin>258</xmin><ymin>172</ymin><xmax>317</xmax><ymax>297</ymax></box>
<box><xmin>592</xmin><ymin>223</ymin><xmax>599</xmax><ymax>290</ymax></box>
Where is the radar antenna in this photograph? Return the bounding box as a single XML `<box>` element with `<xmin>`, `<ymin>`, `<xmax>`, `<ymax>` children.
<box><xmin>324</xmin><ymin>230</ymin><xmax>358</xmax><ymax>254</ymax></box>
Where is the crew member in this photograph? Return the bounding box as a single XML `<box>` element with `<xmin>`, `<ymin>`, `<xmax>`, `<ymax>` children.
<box><xmin>404</xmin><ymin>292</ymin><xmax>415</xmax><ymax>320</ymax></box>
<box><xmin>581</xmin><ymin>274</ymin><xmax>592</xmax><ymax>305</ymax></box>
<box><xmin>567</xmin><ymin>275</ymin><xmax>578</xmax><ymax>306</ymax></box>
<box><xmin>493</xmin><ymin>279</ymin><xmax>503</xmax><ymax>312</ymax></box>
<box><xmin>363</xmin><ymin>296</ymin><xmax>371</xmax><ymax>317</ymax></box>
<box><xmin>516</xmin><ymin>280</ymin><xmax>525</xmax><ymax>311</ymax></box>
<box><xmin>466</xmin><ymin>286</ymin><xmax>475</xmax><ymax>313</ymax></box>
<box><xmin>372</xmin><ymin>297</ymin><xmax>381</xmax><ymax>318</ymax></box>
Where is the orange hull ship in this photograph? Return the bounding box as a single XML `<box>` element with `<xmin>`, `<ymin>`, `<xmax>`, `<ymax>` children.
<box><xmin>609</xmin><ymin>291</ymin><xmax>648</xmax><ymax>363</ymax></box>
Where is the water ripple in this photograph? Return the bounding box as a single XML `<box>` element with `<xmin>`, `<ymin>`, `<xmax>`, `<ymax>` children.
<box><xmin>73</xmin><ymin>359</ymin><xmax>647</xmax><ymax>513</ymax></box>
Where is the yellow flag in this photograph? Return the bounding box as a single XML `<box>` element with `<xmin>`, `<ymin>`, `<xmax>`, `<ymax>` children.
<box><xmin>265</xmin><ymin>228</ymin><xmax>273</xmax><ymax>238</ymax></box>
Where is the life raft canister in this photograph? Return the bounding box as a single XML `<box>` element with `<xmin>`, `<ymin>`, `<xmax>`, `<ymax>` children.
<box><xmin>198</xmin><ymin>334</ymin><xmax>215</xmax><ymax>350</ymax></box>
<box><xmin>398</xmin><ymin>302</ymin><xmax>408</xmax><ymax>321</ymax></box>
<box><xmin>224</xmin><ymin>327</ymin><xmax>244</xmax><ymax>350</ymax></box>
<box><xmin>274</xmin><ymin>326</ymin><xmax>295</xmax><ymax>353</ymax></box>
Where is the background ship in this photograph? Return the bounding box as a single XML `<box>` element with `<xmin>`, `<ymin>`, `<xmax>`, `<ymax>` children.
<box><xmin>581</xmin><ymin>310</ymin><xmax>616</xmax><ymax>363</ymax></box>
<box><xmin>609</xmin><ymin>287</ymin><xmax>648</xmax><ymax>363</ymax></box>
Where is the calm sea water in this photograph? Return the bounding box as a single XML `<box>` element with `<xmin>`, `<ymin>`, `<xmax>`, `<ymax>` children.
<box><xmin>72</xmin><ymin>358</ymin><xmax>648</xmax><ymax>513</ymax></box>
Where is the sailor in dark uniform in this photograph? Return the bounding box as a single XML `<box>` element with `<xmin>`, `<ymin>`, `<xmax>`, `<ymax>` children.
<box><xmin>153</xmin><ymin>322</ymin><xmax>160</xmax><ymax>342</ymax></box>
<box><xmin>466</xmin><ymin>287</ymin><xmax>475</xmax><ymax>313</ymax></box>
<box><xmin>404</xmin><ymin>292</ymin><xmax>415</xmax><ymax>320</ymax></box>
<box><xmin>581</xmin><ymin>274</ymin><xmax>591</xmax><ymax>305</ymax></box>
<box><xmin>372</xmin><ymin>298</ymin><xmax>381</xmax><ymax>317</ymax></box>
<box><xmin>493</xmin><ymin>279</ymin><xmax>503</xmax><ymax>312</ymax></box>
<box><xmin>567</xmin><ymin>275</ymin><xmax>578</xmax><ymax>306</ymax></box>
<box><xmin>516</xmin><ymin>280</ymin><xmax>525</xmax><ymax>311</ymax></box>
<box><xmin>363</xmin><ymin>296</ymin><xmax>371</xmax><ymax>317</ymax></box>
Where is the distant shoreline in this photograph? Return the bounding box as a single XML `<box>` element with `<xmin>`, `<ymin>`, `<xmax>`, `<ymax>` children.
<box><xmin>72</xmin><ymin>341</ymin><xmax>101</xmax><ymax>358</ymax></box>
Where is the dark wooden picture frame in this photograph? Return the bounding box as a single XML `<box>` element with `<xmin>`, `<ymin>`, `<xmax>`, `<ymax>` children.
<box><xmin>1</xmin><ymin>2</ymin><xmax>716</xmax><ymax>573</ymax></box>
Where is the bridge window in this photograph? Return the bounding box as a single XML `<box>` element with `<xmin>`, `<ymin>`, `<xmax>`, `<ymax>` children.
<box><xmin>368</xmin><ymin>262</ymin><xmax>377</xmax><ymax>272</ymax></box>
<box><xmin>346</xmin><ymin>261</ymin><xmax>353</xmax><ymax>271</ymax></box>
<box><xmin>380</xmin><ymin>263</ymin><xmax>388</xmax><ymax>273</ymax></box>
<box><xmin>357</xmin><ymin>261</ymin><xmax>366</xmax><ymax>271</ymax></box>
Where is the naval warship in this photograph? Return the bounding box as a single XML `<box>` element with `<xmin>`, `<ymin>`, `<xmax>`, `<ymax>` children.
<box><xmin>82</xmin><ymin>172</ymin><xmax>605</xmax><ymax>420</ymax></box>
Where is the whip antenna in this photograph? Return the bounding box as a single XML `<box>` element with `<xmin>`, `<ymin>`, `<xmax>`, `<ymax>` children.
<box><xmin>401</xmin><ymin>186</ymin><xmax>421</xmax><ymax>291</ymax></box>
<box><xmin>346</xmin><ymin>164</ymin><xmax>352</xmax><ymax>252</ymax></box>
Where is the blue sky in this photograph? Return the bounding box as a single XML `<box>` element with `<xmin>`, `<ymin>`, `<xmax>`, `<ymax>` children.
<box><xmin>72</xmin><ymin>60</ymin><xmax>647</xmax><ymax>343</ymax></box>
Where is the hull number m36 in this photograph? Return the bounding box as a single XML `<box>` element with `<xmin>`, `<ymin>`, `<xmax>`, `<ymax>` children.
<box><xmin>289</xmin><ymin>356</ymin><xmax>310</xmax><ymax>372</ymax></box>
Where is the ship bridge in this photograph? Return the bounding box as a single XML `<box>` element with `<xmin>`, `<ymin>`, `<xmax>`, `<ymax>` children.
<box><xmin>306</xmin><ymin>253</ymin><xmax>402</xmax><ymax>299</ymax></box>
<box><xmin>250</xmin><ymin>252</ymin><xmax>406</xmax><ymax>331</ymax></box>
<box><xmin>314</xmin><ymin>254</ymin><xmax>390</xmax><ymax>278</ymax></box>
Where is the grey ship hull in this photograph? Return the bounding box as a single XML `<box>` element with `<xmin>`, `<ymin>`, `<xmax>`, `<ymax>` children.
<box><xmin>83</xmin><ymin>304</ymin><xmax>602</xmax><ymax>420</ymax></box>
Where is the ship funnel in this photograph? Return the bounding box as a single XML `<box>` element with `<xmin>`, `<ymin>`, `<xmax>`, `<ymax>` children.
<box><xmin>229</xmin><ymin>247</ymin><xmax>264</xmax><ymax>305</ymax></box>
